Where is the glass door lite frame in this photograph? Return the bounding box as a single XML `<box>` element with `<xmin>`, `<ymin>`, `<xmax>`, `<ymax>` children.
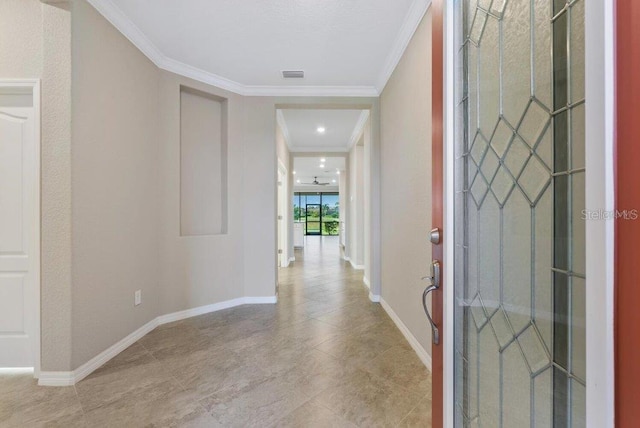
<box><xmin>305</xmin><ymin>203</ymin><xmax>322</xmax><ymax>235</ymax></box>
<box><xmin>439</xmin><ymin>0</ymin><xmax>614</xmax><ymax>427</ymax></box>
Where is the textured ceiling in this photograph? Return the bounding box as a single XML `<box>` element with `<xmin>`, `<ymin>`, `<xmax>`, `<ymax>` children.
<box><xmin>278</xmin><ymin>109</ymin><xmax>368</xmax><ymax>153</ymax></box>
<box><xmin>88</xmin><ymin>0</ymin><xmax>430</xmax><ymax>95</ymax></box>
<box><xmin>293</xmin><ymin>157</ymin><xmax>345</xmax><ymax>187</ymax></box>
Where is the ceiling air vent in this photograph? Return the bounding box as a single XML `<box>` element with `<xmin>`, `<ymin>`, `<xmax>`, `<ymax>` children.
<box><xmin>282</xmin><ymin>70</ymin><xmax>305</xmax><ymax>79</ymax></box>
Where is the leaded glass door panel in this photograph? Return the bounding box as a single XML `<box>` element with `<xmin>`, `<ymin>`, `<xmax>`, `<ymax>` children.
<box><xmin>452</xmin><ymin>0</ymin><xmax>586</xmax><ymax>426</ymax></box>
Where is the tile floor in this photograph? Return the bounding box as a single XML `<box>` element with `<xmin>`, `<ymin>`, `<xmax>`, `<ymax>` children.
<box><xmin>0</xmin><ymin>236</ymin><xmax>432</xmax><ymax>427</ymax></box>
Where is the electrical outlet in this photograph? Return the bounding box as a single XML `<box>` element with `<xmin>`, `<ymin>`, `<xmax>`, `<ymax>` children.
<box><xmin>134</xmin><ymin>290</ymin><xmax>142</xmax><ymax>306</ymax></box>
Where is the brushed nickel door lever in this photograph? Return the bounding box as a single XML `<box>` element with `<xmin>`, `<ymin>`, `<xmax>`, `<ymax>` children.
<box><xmin>421</xmin><ymin>260</ymin><xmax>441</xmax><ymax>345</ymax></box>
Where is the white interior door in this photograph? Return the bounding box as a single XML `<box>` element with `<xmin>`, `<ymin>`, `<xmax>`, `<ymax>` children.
<box><xmin>0</xmin><ymin>81</ymin><xmax>39</xmax><ymax>370</ymax></box>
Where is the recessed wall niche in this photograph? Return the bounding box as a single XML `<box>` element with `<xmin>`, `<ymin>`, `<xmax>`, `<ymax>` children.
<box><xmin>179</xmin><ymin>86</ymin><xmax>228</xmax><ymax>236</ymax></box>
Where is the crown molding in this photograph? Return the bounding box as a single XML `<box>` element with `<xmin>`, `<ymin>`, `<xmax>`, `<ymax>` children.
<box><xmin>87</xmin><ymin>0</ymin><xmax>427</xmax><ymax>97</ymax></box>
<box><xmin>244</xmin><ymin>85</ymin><xmax>378</xmax><ymax>97</ymax></box>
<box><xmin>86</xmin><ymin>0</ymin><xmax>165</xmax><ymax>65</ymax></box>
<box><xmin>347</xmin><ymin>110</ymin><xmax>370</xmax><ymax>150</ymax></box>
<box><xmin>375</xmin><ymin>0</ymin><xmax>431</xmax><ymax>93</ymax></box>
<box><xmin>160</xmin><ymin>56</ymin><xmax>247</xmax><ymax>95</ymax></box>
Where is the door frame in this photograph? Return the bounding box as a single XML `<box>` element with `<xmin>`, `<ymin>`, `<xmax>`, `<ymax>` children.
<box><xmin>305</xmin><ymin>203</ymin><xmax>322</xmax><ymax>236</ymax></box>
<box><xmin>0</xmin><ymin>79</ymin><xmax>41</xmax><ymax>377</ymax></box>
<box><xmin>440</xmin><ymin>2</ymin><xmax>615</xmax><ymax>427</ymax></box>
<box><xmin>277</xmin><ymin>160</ymin><xmax>288</xmax><ymax>267</ymax></box>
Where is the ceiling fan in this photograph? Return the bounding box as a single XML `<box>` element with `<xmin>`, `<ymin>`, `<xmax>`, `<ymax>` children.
<box><xmin>300</xmin><ymin>176</ymin><xmax>330</xmax><ymax>186</ymax></box>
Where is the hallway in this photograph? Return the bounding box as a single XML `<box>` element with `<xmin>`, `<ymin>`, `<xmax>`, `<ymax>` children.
<box><xmin>1</xmin><ymin>237</ymin><xmax>431</xmax><ymax>427</ymax></box>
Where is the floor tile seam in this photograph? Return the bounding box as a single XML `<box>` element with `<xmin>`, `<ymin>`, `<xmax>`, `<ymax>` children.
<box><xmin>307</xmin><ymin>315</ymin><xmax>351</xmax><ymax>331</ymax></box>
<box><xmin>302</xmin><ymin>277</ymin><xmax>356</xmax><ymax>288</ymax></box>
<box><xmin>360</xmin><ymin>348</ymin><xmax>432</xmax><ymax>398</ymax></box>
<box><xmin>138</xmin><ymin>339</ymin><xmax>194</xmax><ymax>396</ymax></box>
<box><xmin>264</xmin><ymin>395</ymin><xmax>315</xmax><ymax>428</ymax></box>
<box><xmin>307</xmin><ymin>301</ymin><xmax>367</xmax><ymax>322</ymax></box>
<box><xmin>395</xmin><ymin>398</ymin><xmax>423</xmax><ymax>428</ymax></box>
<box><xmin>302</xmin><ymin>288</ymin><xmax>358</xmax><ymax>301</ymax></box>
<box><xmin>70</xmin><ymin>383</ymin><xmax>88</xmax><ymax>421</ymax></box>
<box><xmin>195</xmin><ymin>373</ymin><xmax>291</xmax><ymax>420</ymax></box>
<box><xmin>308</xmin><ymin>347</ymin><xmax>348</xmax><ymax>367</ymax></box>
<box><xmin>327</xmin><ymin>329</ymin><xmax>392</xmax><ymax>355</ymax></box>
<box><xmin>351</xmin><ymin>361</ymin><xmax>423</xmax><ymax>398</ymax></box>
<box><xmin>314</xmin><ymin>399</ymin><xmax>360</xmax><ymax>428</ymax></box>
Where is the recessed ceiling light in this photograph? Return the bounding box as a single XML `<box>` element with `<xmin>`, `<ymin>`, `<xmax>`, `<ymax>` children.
<box><xmin>317</xmin><ymin>126</ymin><xmax>326</xmax><ymax>134</ymax></box>
<box><xmin>296</xmin><ymin>179</ymin><xmax>300</xmax><ymax>183</ymax></box>
<box><xmin>337</xmin><ymin>171</ymin><xmax>341</xmax><ymax>175</ymax></box>
<box><xmin>292</xmin><ymin>171</ymin><xmax>296</xmax><ymax>175</ymax></box>
<box><xmin>320</xmin><ymin>164</ymin><xmax>325</xmax><ymax>168</ymax></box>
<box><xmin>320</xmin><ymin>158</ymin><xmax>326</xmax><ymax>162</ymax></box>
<box><xmin>332</xmin><ymin>179</ymin><xmax>336</xmax><ymax>183</ymax></box>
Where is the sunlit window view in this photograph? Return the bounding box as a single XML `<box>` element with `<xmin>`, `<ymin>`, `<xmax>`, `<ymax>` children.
<box><xmin>293</xmin><ymin>192</ymin><xmax>340</xmax><ymax>236</ymax></box>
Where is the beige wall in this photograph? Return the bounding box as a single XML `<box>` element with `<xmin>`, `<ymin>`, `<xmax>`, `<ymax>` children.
<box><xmin>276</xmin><ymin>122</ymin><xmax>289</xmax><ymax>170</ymax></box>
<box><xmin>276</xmin><ymin>121</ymin><xmax>291</xmax><ymax>264</ymax></box>
<box><xmin>348</xmin><ymin>140</ymin><xmax>365</xmax><ymax>267</ymax></box>
<box><xmin>0</xmin><ymin>0</ymin><xmax>42</xmax><ymax>77</ymax></box>
<box><xmin>179</xmin><ymin>89</ymin><xmax>227</xmax><ymax>236</ymax></box>
<box><xmin>158</xmin><ymin>71</ymin><xmax>246</xmax><ymax>314</ymax></box>
<box><xmin>380</xmin><ymin>10</ymin><xmax>433</xmax><ymax>351</ymax></box>
<box><xmin>70</xmin><ymin>0</ymin><xmax>161</xmax><ymax>367</ymax></box>
<box><xmin>2</xmin><ymin>0</ymin><xmax>384</xmax><ymax>373</ymax></box>
<box><xmin>0</xmin><ymin>0</ymin><xmax>74</xmax><ymax>371</ymax></box>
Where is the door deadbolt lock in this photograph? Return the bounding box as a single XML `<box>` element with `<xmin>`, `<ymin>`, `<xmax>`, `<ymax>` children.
<box><xmin>429</xmin><ymin>228</ymin><xmax>441</xmax><ymax>245</ymax></box>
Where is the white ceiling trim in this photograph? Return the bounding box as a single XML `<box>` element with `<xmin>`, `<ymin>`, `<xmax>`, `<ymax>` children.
<box><xmin>86</xmin><ymin>0</ymin><xmax>165</xmax><ymax>64</ymax></box>
<box><xmin>375</xmin><ymin>0</ymin><xmax>432</xmax><ymax>92</ymax></box>
<box><xmin>276</xmin><ymin>110</ymin><xmax>293</xmax><ymax>149</ymax></box>
<box><xmin>347</xmin><ymin>110</ymin><xmax>370</xmax><ymax>151</ymax></box>
<box><xmin>162</xmin><ymin>57</ymin><xmax>248</xmax><ymax>95</ymax></box>
<box><xmin>87</xmin><ymin>0</ymin><xmax>429</xmax><ymax>97</ymax></box>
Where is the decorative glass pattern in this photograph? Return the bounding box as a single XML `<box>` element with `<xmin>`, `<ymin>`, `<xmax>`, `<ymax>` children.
<box><xmin>453</xmin><ymin>0</ymin><xmax>586</xmax><ymax>426</ymax></box>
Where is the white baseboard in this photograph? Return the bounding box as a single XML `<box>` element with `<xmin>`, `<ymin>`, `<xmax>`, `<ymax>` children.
<box><xmin>243</xmin><ymin>296</ymin><xmax>278</xmax><ymax>304</ymax></box>
<box><xmin>368</xmin><ymin>292</ymin><xmax>381</xmax><ymax>303</ymax></box>
<box><xmin>349</xmin><ymin>259</ymin><xmax>364</xmax><ymax>270</ymax></box>
<box><xmin>39</xmin><ymin>317</ymin><xmax>158</xmax><ymax>387</ymax></box>
<box><xmin>380</xmin><ymin>298</ymin><xmax>432</xmax><ymax>371</ymax></box>
<box><xmin>38</xmin><ymin>295</ymin><xmax>277</xmax><ymax>387</ymax></box>
<box><xmin>37</xmin><ymin>371</ymin><xmax>76</xmax><ymax>387</ymax></box>
<box><xmin>289</xmin><ymin>257</ymin><xmax>295</xmax><ymax>262</ymax></box>
<box><xmin>156</xmin><ymin>298</ymin><xmax>246</xmax><ymax>325</ymax></box>
<box><xmin>363</xmin><ymin>276</ymin><xmax>370</xmax><ymax>289</ymax></box>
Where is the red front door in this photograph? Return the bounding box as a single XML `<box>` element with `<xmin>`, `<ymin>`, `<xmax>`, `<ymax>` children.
<box><xmin>615</xmin><ymin>0</ymin><xmax>640</xmax><ymax>424</ymax></box>
<box><xmin>431</xmin><ymin>0</ymin><xmax>444</xmax><ymax>426</ymax></box>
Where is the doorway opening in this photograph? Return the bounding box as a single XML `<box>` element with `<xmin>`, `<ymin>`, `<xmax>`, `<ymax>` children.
<box><xmin>275</xmin><ymin>106</ymin><xmax>376</xmax><ymax>300</ymax></box>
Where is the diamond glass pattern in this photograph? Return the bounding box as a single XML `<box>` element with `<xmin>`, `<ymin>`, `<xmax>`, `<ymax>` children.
<box><xmin>490</xmin><ymin>308</ymin><xmax>514</xmax><ymax>348</ymax></box>
<box><xmin>489</xmin><ymin>165</ymin><xmax>514</xmax><ymax>205</ymax></box>
<box><xmin>470</xmin><ymin>132</ymin><xmax>488</xmax><ymax>165</ymax></box>
<box><xmin>490</xmin><ymin>118</ymin><xmax>513</xmax><ymax>158</ymax></box>
<box><xmin>518</xmin><ymin>325</ymin><xmax>550</xmax><ymax>373</ymax></box>
<box><xmin>503</xmin><ymin>136</ymin><xmax>531</xmax><ymax>178</ymax></box>
<box><xmin>518</xmin><ymin>101</ymin><xmax>550</xmax><ymax>147</ymax></box>
<box><xmin>518</xmin><ymin>155</ymin><xmax>550</xmax><ymax>203</ymax></box>
<box><xmin>454</xmin><ymin>0</ymin><xmax>585</xmax><ymax>424</ymax></box>
<box><xmin>480</xmin><ymin>146</ymin><xmax>500</xmax><ymax>183</ymax></box>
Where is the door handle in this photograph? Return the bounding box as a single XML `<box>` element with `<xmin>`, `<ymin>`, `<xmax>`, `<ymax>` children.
<box><xmin>421</xmin><ymin>260</ymin><xmax>441</xmax><ymax>345</ymax></box>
